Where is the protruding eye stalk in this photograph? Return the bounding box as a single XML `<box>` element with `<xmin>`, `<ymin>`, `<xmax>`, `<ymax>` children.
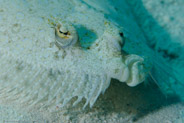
<box><xmin>55</xmin><ymin>23</ymin><xmax>78</xmax><ymax>49</ymax></box>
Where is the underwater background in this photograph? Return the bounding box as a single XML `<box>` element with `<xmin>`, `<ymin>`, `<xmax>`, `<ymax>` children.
<box><xmin>0</xmin><ymin>0</ymin><xmax>184</xmax><ymax>122</ymax></box>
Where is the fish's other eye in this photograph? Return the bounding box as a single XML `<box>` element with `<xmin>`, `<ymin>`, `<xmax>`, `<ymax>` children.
<box><xmin>119</xmin><ymin>32</ymin><xmax>124</xmax><ymax>37</ymax></box>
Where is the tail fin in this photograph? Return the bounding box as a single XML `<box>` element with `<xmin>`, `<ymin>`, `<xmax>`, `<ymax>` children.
<box><xmin>149</xmin><ymin>55</ymin><xmax>184</xmax><ymax>101</ymax></box>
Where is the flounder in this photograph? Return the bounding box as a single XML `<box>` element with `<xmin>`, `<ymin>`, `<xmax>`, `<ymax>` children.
<box><xmin>0</xmin><ymin>0</ymin><xmax>183</xmax><ymax>111</ymax></box>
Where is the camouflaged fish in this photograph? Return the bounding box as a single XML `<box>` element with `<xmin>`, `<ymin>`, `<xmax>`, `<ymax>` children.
<box><xmin>0</xmin><ymin>0</ymin><xmax>183</xmax><ymax>111</ymax></box>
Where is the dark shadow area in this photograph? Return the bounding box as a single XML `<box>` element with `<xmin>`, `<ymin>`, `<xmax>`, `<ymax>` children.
<box><xmin>74</xmin><ymin>24</ymin><xmax>97</xmax><ymax>49</ymax></box>
<box><xmin>92</xmin><ymin>79</ymin><xmax>180</xmax><ymax>122</ymax></box>
<box><xmin>60</xmin><ymin>81</ymin><xmax>180</xmax><ymax>122</ymax></box>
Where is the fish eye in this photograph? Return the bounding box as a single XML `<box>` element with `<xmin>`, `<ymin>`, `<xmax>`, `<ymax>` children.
<box><xmin>59</xmin><ymin>30</ymin><xmax>68</xmax><ymax>35</ymax></box>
